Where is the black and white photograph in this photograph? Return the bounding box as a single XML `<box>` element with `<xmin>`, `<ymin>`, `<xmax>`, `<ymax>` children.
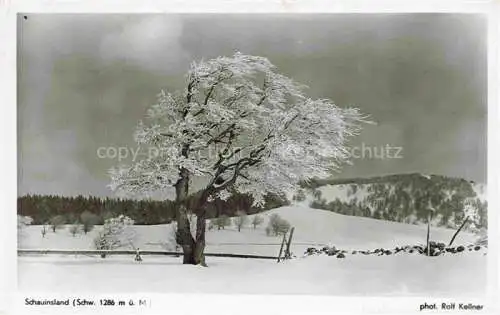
<box><xmin>8</xmin><ymin>6</ymin><xmax>497</xmax><ymax>313</ymax></box>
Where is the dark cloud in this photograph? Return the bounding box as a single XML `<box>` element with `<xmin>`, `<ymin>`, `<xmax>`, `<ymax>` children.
<box><xmin>17</xmin><ymin>14</ymin><xmax>487</xmax><ymax>197</ymax></box>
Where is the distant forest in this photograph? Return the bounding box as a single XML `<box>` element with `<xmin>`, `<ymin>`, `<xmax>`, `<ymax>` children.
<box><xmin>17</xmin><ymin>192</ymin><xmax>289</xmax><ymax>225</ymax></box>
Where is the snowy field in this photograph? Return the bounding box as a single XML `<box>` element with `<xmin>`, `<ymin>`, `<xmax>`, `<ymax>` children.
<box><xmin>18</xmin><ymin>253</ymin><xmax>486</xmax><ymax>296</ymax></box>
<box><xmin>18</xmin><ymin>206</ymin><xmax>486</xmax><ymax>295</ymax></box>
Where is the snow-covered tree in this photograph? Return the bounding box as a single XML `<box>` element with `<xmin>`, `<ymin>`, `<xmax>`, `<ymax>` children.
<box><xmin>49</xmin><ymin>215</ymin><xmax>66</xmax><ymax>232</ymax></box>
<box><xmin>109</xmin><ymin>52</ymin><xmax>368</xmax><ymax>265</ymax></box>
<box><xmin>17</xmin><ymin>215</ymin><xmax>33</xmax><ymax>246</ymax></box>
<box><xmin>80</xmin><ymin>210</ymin><xmax>99</xmax><ymax>234</ymax></box>
<box><xmin>268</xmin><ymin>213</ymin><xmax>291</xmax><ymax>236</ymax></box>
<box><xmin>68</xmin><ymin>222</ymin><xmax>81</xmax><ymax>237</ymax></box>
<box><xmin>94</xmin><ymin>215</ymin><xmax>137</xmax><ymax>256</ymax></box>
<box><xmin>41</xmin><ymin>225</ymin><xmax>47</xmax><ymax>238</ymax></box>
<box><xmin>17</xmin><ymin>215</ymin><xmax>33</xmax><ymax>229</ymax></box>
<box><xmin>208</xmin><ymin>219</ymin><xmax>215</xmax><ymax>231</ymax></box>
<box><xmin>213</xmin><ymin>215</ymin><xmax>231</xmax><ymax>230</ymax></box>
<box><xmin>292</xmin><ymin>189</ymin><xmax>307</xmax><ymax>202</ymax></box>
<box><xmin>251</xmin><ymin>214</ymin><xmax>264</xmax><ymax>229</ymax></box>
<box><xmin>233</xmin><ymin>210</ymin><xmax>248</xmax><ymax>232</ymax></box>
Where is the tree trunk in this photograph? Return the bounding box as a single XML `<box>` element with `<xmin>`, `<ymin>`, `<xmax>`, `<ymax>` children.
<box><xmin>214</xmin><ymin>199</ymin><xmax>222</xmax><ymax>218</ymax></box>
<box><xmin>193</xmin><ymin>188</ymin><xmax>215</xmax><ymax>266</ymax></box>
<box><xmin>177</xmin><ymin>206</ymin><xmax>195</xmax><ymax>264</ymax></box>
<box><xmin>176</xmin><ymin>182</ymin><xmax>212</xmax><ymax>266</ymax></box>
<box><xmin>193</xmin><ymin>211</ymin><xmax>207</xmax><ymax>266</ymax></box>
<box><xmin>175</xmin><ymin>169</ymin><xmax>196</xmax><ymax>265</ymax></box>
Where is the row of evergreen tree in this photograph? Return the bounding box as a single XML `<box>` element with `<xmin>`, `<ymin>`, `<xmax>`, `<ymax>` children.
<box><xmin>17</xmin><ymin>192</ymin><xmax>289</xmax><ymax>225</ymax></box>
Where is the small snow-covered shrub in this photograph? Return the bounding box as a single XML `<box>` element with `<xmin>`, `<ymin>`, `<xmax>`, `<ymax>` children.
<box><xmin>292</xmin><ymin>189</ymin><xmax>306</xmax><ymax>202</ymax></box>
<box><xmin>68</xmin><ymin>222</ymin><xmax>81</xmax><ymax>237</ymax></box>
<box><xmin>310</xmin><ymin>199</ymin><xmax>328</xmax><ymax>210</ymax></box>
<box><xmin>268</xmin><ymin>214</ymin><xmax>290</xmax><ymax>236</ymax></box>
<box><xmin>80</xmin><ymin>210</ymin><xmax>99</xmax><ymax>234</ymax></box>
<box><xmin>265</xmin><ymin>226</ymin><xmax>271</xmax><ymax>236</ymax></box>
<box><xmin>213</xmin><ymin>215</ymin><xmax>231</xmax><ymax>230</ymax></box>
<box><xmin>312</xmin><ymin>189</ymin><xmax>322</xmax><ymax>201</ymax></box>
<box><xmin>233</xmin><ymin>211</ymin><xmax>248</xmax><ymax>232</ymax></box>
<box><xmin>17</xmin><ymin>215</ymin><xmax>33</xmax><ymax>245</ymax></box>
<box><xmin>49</xmin><ymin>215</ymin><xmax>66</xmax><ymax>232</ymax></box>
<box><xmin>41</xmin><ymin>225</ymin><xmax>47</xmax><ymax>238</ymax></box>
<box><xmin>18</xmin><ymin>215</ymin><xmax>33</xmax><ymax>228</ymax></box>
<box><xmin>208</xmin><ymin>220</ymin><xmax>215</xmax><ymax>231</ymax></box>
<box><xmin>102</xmin><ymin>210</ymin><xmax>116</xmax><ymax>222</ymax></box>
<box><xmin>94</xmin><ymin>215</ymin><xmax>137</xmax><ymax>257</ymax></box>
<box><xmin>251</xmin><ymin>215</ymin><xmax>264</xmax><ymax>229</ymax></box>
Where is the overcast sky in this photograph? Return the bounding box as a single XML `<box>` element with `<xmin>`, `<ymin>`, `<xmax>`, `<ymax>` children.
<box><xmin>17</xmin><ymin>14</ymin><xmax>487</xmax><ymax>198</ymax></box>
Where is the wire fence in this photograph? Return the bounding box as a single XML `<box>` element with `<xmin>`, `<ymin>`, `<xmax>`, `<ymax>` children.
<box><xmin>145</xmin><ymin>242</ymin><xmax>328</xmax><ymax>246</ymax></box>
<box><xmin>18</xmin><ymin>228</ymin><xmax>306</xmax><ymax>262</ymax></box>
<box><xmin>17</xmin><ymin>249</ymin><xmax>279</xmax><ymax>260</ymax></box>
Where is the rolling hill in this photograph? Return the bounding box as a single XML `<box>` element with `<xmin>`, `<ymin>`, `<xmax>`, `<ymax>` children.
<box><xmin>300</xmin><ymin>173</ymin><xmax>487</xmax><ymax>231</ymax></box>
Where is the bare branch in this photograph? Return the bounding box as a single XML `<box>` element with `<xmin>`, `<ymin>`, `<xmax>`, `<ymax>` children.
<box><xmin>283</xmin><ymin>112</ymin><xmax>300</xmax><ymax>130</ymax></box>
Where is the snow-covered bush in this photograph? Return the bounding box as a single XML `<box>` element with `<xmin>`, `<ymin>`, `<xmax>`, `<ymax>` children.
<box><xmin>233</xmin><ymin>211</ymin><xmax>248</xmax><ymax>232</ymax></box>
<box><xmin>251</xmin><ymin>215</ymin><xmax>264</xmax><ymax>229</ymax></box>
<box><xmin>17</xmin><ymin>215</ymin><xmax>33</xmax><ymax>230</ymax></box>
<box><xmin>80</xmin><ymin>210</ymin><xmax>99</xmax><ymax>234</ymax></box>
<box><xmin>17</xmin><ymin>215</ymin><xmax>33</xmax><ymax>245</ymax></box>
<box><xmin>265</xmin><ymin>226</ymin><xmax>272</xmax><ymax>236</ymax></box>
<box><xmin>312</xmin><ymin>189</ymin><xmax>322</xmax><ymax>201</ymax></box>
<box><xmin>292</xmin><ymin>189</ymin><xmax>306</xmax><ymax>202</ymax></box>
<box><xmin>68</xmin><ymin>222</ymin><xmax>81</xmax><ymax>237</ymax></box>
<box><xmin>208</xmin><ymin>220</ymin><xmax>215</xmax><ymax>231</ymax></box>
<box><xmin>41</xmin><ymin>225</ymin><xmax>47</xmax><ymax>238</ymax></box>
<box><xmin>102</xmin><ymin>210</ymin><xmax>116</xmax><ymax>222</ymax></box>
<box><xmin>267</xmin><ymin>214</ymin><xmax>290</xmax><ymax>236</ymax></box>
<box><xmin>94</xmin><ymin>215</ymin><xmax>137</xmax><ymax>256</ymax></box>
<box><xmin>49</xmin><ymin>215</ymin><xmax>66</xmax><ymax>232</ymax></box>
<box><xmin>213</xmin><ymin>215</ymin><xmax>231</xmax><ymax>230</ymax></box>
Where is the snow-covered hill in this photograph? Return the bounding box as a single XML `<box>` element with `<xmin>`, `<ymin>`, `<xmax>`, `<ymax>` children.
<box><xmin>301</xmin><ymin>173</ymin><xmax>487</xmax><ymax>231</ymax></box>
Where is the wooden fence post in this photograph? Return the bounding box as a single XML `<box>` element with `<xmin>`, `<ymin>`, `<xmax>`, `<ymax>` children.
<box><xmin>449</xmin><ymin>216</ymin><xmax>470</xmax><ymax>247</ymax></box>
<box><xmin>426</xmin><ymin>208</ymin><xmax>435</xmax><ymax>256</ymax></box>
<box><xmin>426</xmin><ymin>211</ymin><xmax>431</xmax><ymax>256</ymax></box>
<box><xmin>277</xmin><ymin>232</ymin><xmax>287</xmax><ymax>263</ymax></box>
<box><xmin>284</xmin><ymin>227</ymin><xmax>295</xmax><ymax>260</ymax></box>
